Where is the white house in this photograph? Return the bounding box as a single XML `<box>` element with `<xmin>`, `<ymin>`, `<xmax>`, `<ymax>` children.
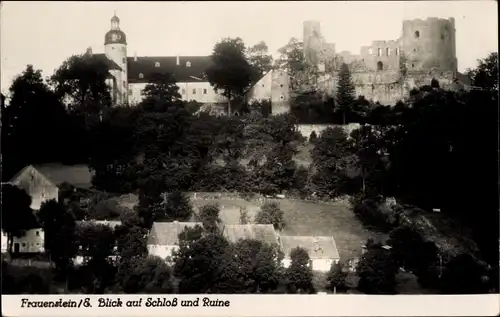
<box><xmin>1</xmin><ymin>228</ymin><xmax>45</xmax><ymax>254</ymax></box>
<box><xmin>147</xmin><ymin>221</ymin><xmax>203</xmax><ymax>262</ymax></box>
<box><xmin>280</xmin><ymin>235</ymin><xmax>340</xmax><ymax>272</ymax></box>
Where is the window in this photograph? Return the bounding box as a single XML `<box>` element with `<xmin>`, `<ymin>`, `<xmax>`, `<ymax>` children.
<box><xmin>181</xmin><ymin>88</ymin><xmax>186</xmax><ymax>95</ymax></box>
<box><xmin>262</xmin><ymin>84</ymin><xmax>265</xmax><ymax>87</ymax></box>
<box><xmin>413</xmin><ymin>48</ymin><xmax>417</xmax><ymax>52</ymax></box>
<box><xmin>186</xmin><ymin>61</ymin><xmax>191</xmax><ymax>67</ymax></box>
<box><xmin>441</xmin><ymin>34</ymin><xmax>445</xmax><ymax>40</ymax></box>
<box><xmin>22</xmin><ymin>243</ymin><xmax>26</xmax><ymax>247</ymax></box>
<box><xmin>377</xmin><ymin>48</ymin><xmax>382</xmax><ymax>56</ymax></box>
<box><xmin>386</xmin><ymin>48</ymin><xmax>391</xmax><ymax>56</ymax></box>
<box><xmin>192</xmin><ymin>88</ymin><xmax>196</xmax><ymax>95</ymax></box>
<box><xmin>122</xmin><ymin>57</ymin><xmax>126</xmax><ymax>64</ymax></box>
<box><xmin>36</xmin><ymin>231</ymin><xmax>39</xmax><ymax>236</ymax></box>
<box><xmin>155</xmin><ymin>62</ymin><xmax>160</xmax><ymax>67</ymax></box>
<box><xmin>280</xmin><ymin>84</ymin><xmax>283</xmax><ymax>88</ymax></box>
<box><xmin>411</xmin><ymin>63</ymin><xmax>415</xmax><ymax>68</ymax></box>
<box><xmin>139</xmin><ymin>73</ymin><xmax>144</xmax><ymax>79</ymax></box>
<box><xmin>377</xmin><ymin>61</ymin><xmax>383</xmax><ymax>71</ymax></box>
<box><xmin>203</xmin><ymin>89</ymin><xmax>207</xmax><ymax>95</ymax></box>
<box><xmin>395</xmin><ymin>48</ymin><xmax>400</xmax><ymax>55</ymax></box>
<box><xmin>280</xmin><ymin>95</ymin><xmax>284</xmax><ymax>100</ymax></box>
<box><xmin>415</xmin><ymin>31</ymin><xmax>420</xmax><ymax>38</ymax></box>
<box><xmin>128</xmin><ymin>89</ymin><xmax>132</xmax><ymax>95</ymax></box>
<box><xmin>123</xmin><ymin>81</ymin><xmax>126</xmax><ymax>88</ymax></box>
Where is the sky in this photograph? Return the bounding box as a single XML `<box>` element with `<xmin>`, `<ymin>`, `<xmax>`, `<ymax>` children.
<box><xmin>1</xmin><ymin>1</ymin><xmax>498</xmax><ymax>94</ymax></box>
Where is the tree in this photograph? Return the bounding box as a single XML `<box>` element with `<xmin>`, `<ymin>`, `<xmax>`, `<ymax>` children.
<box><xmin>350</xmin><ymin>125</ymin><xmax>389</xmax><ymax>195</ymax></box>
<box><xmin>206</xmin><ymin>37</ymin><xmax>254</xmax><ymax>114</ymax></box>
<box><xmin>311</xmin><ymin>126</ymin><xmax>355</xmax><ymax>198</ymax></box>
<box><xmin>326</xmin><ymin>262</ymin><xmax>347</xmax><ymax>293</ymax></box>
<box><xmin>1</xmin><ymin>65</ymin><xmax>69</xmax><ymax>180</ymax></box>
<box><xmin>198</xmin><ymin>204</ymin><xmax>222</xmax><ymax>233</ymax></box>
<box><xmin>356</xmin><ymin>246</ymin><xmax>398</xmax><ymax>294</ymax></box>
<box><xmin>239</xmin><ymin>207</ymin><xmax>250</xmax><ymax>224</ymax></box>
<box><xmin>120</xmin><ymin>255</ymin><xmax>175</xmax><ymax>294</ymax></box>
<box><xmin>440</xmin><ymin>254</ymin><xmax>488</xmax><ymax>294</ymax></box>
<box><xmin>140</xmin><ymin>72</ymin><xmax>182</xmax><ymax>112</ymax></box>
<box><xmin>1</xmin><ymin>184</ymin><xmax>36</xmax><ymax>254</ymax></box>
<box><xmin>89</xmin><ymin>106</ymin><xmax>142</xmax><ymax>193</ymax></box>
<box><xmin>285</xmin><ymin>247</ymin><xmax>315</xmax><ymax>293</ymax></box>
<box><xmin>173</xmin><ymin>233</ymin><xmax>230</xmax><ymax>293</ymax></box>
<box><xmin>50</xmin><ymin>54</ymin><xmax>112</xmax><ymax>127</ymax></box>
<box><xmin>162</xmin><ymin>191</ymin><xmax>194</xmax><ymax>222</ymax></box>
<box><xmin>255</xmin><ymin>202</ymin><xmax>285</xmax><ymax>231</ymax></box>
<box><xmin>75</xmin><ymin>223</ymin><xmax>116</xmax><ymax>263</ymax></box>
<box><xmin>387</xmin><ymin>225</ymin><xmax>438</xmax><ymax>272</ymax></box>
<box><xmin>467</xmin><ymin>52</ymin><xmax>498</xmax><ymax>94</ymax></box>
<box><xmin>335</xmin><ymin>63</ymin><xmax>356</xmax><ymax>124</ymax></box>
<box><xmin>218</xmin><ymin>239</ymin><xmax>283</xmax><ymax>293</ymax></box>
<box><xmin>309</xmin><ymin>131</ymin><xmax>318</xmax><ymax>143</ymax></box>
<box><xmin>37</xmin><ymin>199</ymin><xmax>77</xmax><ymax>275</ymax></box>
<box><xmin>247</xmin><ymin>41</ymin><xmax>273</xmax><ymax>83</ymax></box>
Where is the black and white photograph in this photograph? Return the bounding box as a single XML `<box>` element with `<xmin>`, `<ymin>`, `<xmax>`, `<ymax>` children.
<box><xmin>1</xmin><ymin>0</ymin><xmax>498</xmax><ymax>303</ymax></box>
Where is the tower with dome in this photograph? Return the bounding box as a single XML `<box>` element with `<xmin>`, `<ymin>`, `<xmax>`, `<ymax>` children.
<box><xmin>104</xmin><ymin>13</ymin><xmax>128</xmax><ymax>105</ymax></box>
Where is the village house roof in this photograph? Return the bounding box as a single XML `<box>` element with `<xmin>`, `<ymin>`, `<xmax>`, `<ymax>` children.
<box><xmin>126</xmin><ymin>56</ymin><xmax>212</xmax><ymax>84</ymax></box>
<box><xmin>8</xmin><ymin>165</ymin><xmax>56</xmax><ymax>189</ymax></box>
<box><xmin>147</xmin><ymin>221</ymin><xmax>203</xmax><ymax>246</ymax></box>
<box><xmin>92</xmin><ymin>54</ymin><xmax>122</xmax><ymax>71</ymax></box>
<box><xmin>280</xmin><ymin>235</ymin><xmax>340</xmax><ymax>260</ymax></box>
<box><xmin>222</xmin><ymin>224</ymin><xmax>280</xmax><ymax>245</ymax></box>
<box><xmin>32</xmin><ymin>164</ymin><xmax>93</xmax><ymax>189</ymax></box>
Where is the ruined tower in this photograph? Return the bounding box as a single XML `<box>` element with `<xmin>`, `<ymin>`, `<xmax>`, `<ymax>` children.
<box><xmin>400</xmin><ymin>17</ymin><xmax>457</xmax><ymax>74</ymax></box>
<box><xmin>303</xmin><ymin>20</ymin><xmax>323</xmax><ymax>66</ymax></box>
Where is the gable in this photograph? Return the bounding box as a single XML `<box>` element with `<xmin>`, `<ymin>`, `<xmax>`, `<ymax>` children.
<box><xmin>8</xmin><ymin>165</ymin><xmax>59</xmax><ymax>210</ymax></box>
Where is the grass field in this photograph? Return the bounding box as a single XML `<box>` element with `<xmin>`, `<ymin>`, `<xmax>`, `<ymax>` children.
<box><xmin>191</xmin><ymin>197</ymin><xmax>385</xmax><ymax>261</ymax></box>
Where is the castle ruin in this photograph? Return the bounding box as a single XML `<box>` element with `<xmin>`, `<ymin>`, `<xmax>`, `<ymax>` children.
<box><xmin>298</xmin><ymin>17</ymin><xmax>468</xmax><ymax>106</ymax></box>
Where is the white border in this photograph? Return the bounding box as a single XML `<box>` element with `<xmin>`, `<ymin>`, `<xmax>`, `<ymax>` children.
<box><xmin>2</xmin><ymin>294</ymin><xmax>499</xmax><ymax>316</ymax></box>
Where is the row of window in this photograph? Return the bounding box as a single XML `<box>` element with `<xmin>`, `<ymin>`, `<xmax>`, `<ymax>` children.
<box><xmin>368</xmin><ymin>47</ymin><xmax>400</xmax><ymax>57</ymax></box>
<box><xmin>181</xmin><ymin>88</ymin><xmax>208</xmax><ymax>95</ymax></box>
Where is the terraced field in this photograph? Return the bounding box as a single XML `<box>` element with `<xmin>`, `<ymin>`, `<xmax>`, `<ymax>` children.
<box><xmin>191</xmin><ymin>196</ymin><xmax>385</xmax><ymax>261</ymax></box>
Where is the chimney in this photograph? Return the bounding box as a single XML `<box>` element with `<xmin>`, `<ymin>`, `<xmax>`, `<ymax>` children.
<box><xmin>86</xmin><ymin>47</ymin><xmax>93</xmax><ymax>56</ymax></box>
<box><xmin>134</xmin><ymin>52</ymin><xmax>137</xmax><ymax>62</ymax></box>
<box><xmin>176</xmin><ymin>56</ymin><xmax>180</xmax><ymax>66</ymax></box>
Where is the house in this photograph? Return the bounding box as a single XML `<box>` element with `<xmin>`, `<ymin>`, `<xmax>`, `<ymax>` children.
<box><xmin>1</xmin><ymin>228</ymin><xmax>45</xmax><ymax>254</ymax></box>
<box><xmin>280</xmin><ymin>236</ymin><xmax>340</xmax><ymax>272</ymax></box>
<box><xmin>222</xmin><ymin>224</ymin><xmax>280</xmax><ymax>246</ymax></box>
<box><xmin>7</xmin><ymin>164</ymin><xmax>94</xmax><ymax>210</ymax></box>
<box><xmin>147</xmin><ymin>221</ymin><xmax>203</xmax><ymax>262</ymax></box>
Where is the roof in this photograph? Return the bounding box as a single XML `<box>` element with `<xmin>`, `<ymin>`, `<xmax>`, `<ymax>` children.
<box><xmin>76</xmin><ymin>220</ymin><xmax>122</xmax><ymax>229</ymax></box>
<box><xmin>33</xmin><ymin>164</ymin><xmax>94</xmax><ymax>189</ymax></box>
<box><xmin>8</xmin><ymin>165</ymin><xmax>55</xmax><ymax>187</ymax></box>
<box><xmin>223</xmin><ymin>224</ymin><xmax>279</xmax><ymax>245</ymax></box>
<box><xmin>92</xmin><ymin>54</ymin><xmax>122</xmax><ymax>71</ymax></box>
<box><xmin>127</xmin><ymin>56</ymin><xmax>212</xmax><ymax>84</ymax></box>
<box><xmin>280</xmin><ymin>235</ymin><xmax>340</xmax><ymax>260</ymax></box>
<box><xmin>147</xmin><ymin>221</ymin><xmax>203</xmax><ymax>246</ymax></box>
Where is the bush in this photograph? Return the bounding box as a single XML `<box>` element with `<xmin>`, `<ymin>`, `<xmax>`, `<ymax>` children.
<box><xmin>351</xmin><ymin>194</ymin><xmax>399</xmax><ymax>231</ymax></box>
<box><xmin>309</xmin><ymin>131</ymin><xmax>318</xmax><ymax>143</ymax></box>
<box><xmin>255</xmin><ymin>201</ymin><xmax>285</xmax><ymax>230</ymax></box>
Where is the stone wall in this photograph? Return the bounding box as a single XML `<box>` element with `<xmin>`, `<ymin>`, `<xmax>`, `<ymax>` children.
<box><xmin>296</xmin><ymin>123</ymin><xmax>361</xmax><ymax>140</ymax></box>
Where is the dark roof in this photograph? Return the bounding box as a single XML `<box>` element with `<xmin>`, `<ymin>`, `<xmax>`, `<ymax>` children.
<box><xmin>93</xmin><ymin>54</ymin><xmax>122</xmax><ymax>71</ymax></box>
<box><xmin>127</xmin><ymin>56</ymin><xmax>212</xmax><ymax>84</ymax></box>
<box><xmin>105</xmin><ymin>29</ymin><xmax>127</xmax><ymax>45</ymax></box>
<box><xmin>33</xmin><ymin>164</ymin><xmax>94</xmax><ymax>189</ymax></box>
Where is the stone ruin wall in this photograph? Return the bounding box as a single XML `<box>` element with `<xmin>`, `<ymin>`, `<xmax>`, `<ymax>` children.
<box><xmin>298</xmin><ymin>17</ymin><xmax>461</xmax><ymax>106</ymax></box>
